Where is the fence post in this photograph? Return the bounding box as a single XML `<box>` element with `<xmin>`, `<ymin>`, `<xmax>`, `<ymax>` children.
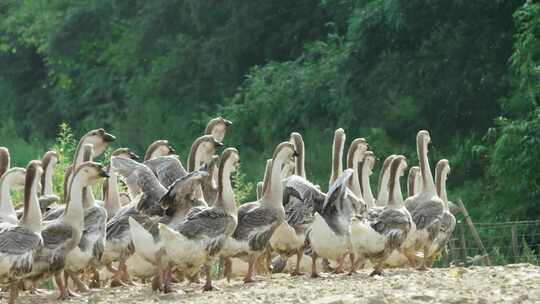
<box><xmin>511</xmin><ymin>225</ymin><xmax>518</xmax><ymax>262</ymax></box>
<box><xmin>459</xmin><ymin>221</ymin><xmax>467</xmax><ymax>264</ymax></box>
<box><xmin>457</xmin><ymin>199</ymin><xmax>492</xmax><ymax>266</ymax></box>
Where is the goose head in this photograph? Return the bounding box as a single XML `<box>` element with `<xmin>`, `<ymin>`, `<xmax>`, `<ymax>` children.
<box><xmin>73</xmin><ymin>161</ymin><xmax>110</xmax><ymax>187</ymax></box>
<box><xmin>82</xmin><ymin>128</ymin><xmax>116</xmax><ymax>156</ymax></box>
<box><xmin>435</xmin><ymin>159</ymin><xmax>450</xmax><ymax>201</ymax></box>
<box><xmin>144</xmin><ymin>140</ymin><xmax>176</xmax><ymax>161</ymax></box>
<box><xmin>41</xmin><ymin>151</ymin><xmax>58</xmax><ymax>194</ymax></box>
<box><xmin>205</xmin><ymin>117</ymin><xmax>233</xmax><ymax>143</ymax></box>
<box><xmin>112</xmin><ymin>148</ymin><xmax>140</xmax><ymax>160</ymax></box>
<box><xmin>1</xmin><ymin>167</ymin><xmax>27</xmax><ymax>192</ymax></box>
<box><xmin>388</xmin><ymin>155</ymin><xmax>408</xmax><ymax>205</ymax></box>
<box><xmin>220</xmin><ymin>147</ymin><xmax>240</xmax><ymax>173</ymax></box>
<box><xmin>159</xmin><ymin>171</ymin><xmax>209</xmax><ymax>212</ymax></box>
<box><xmin>272</xmin><ymin>142</ymin><xmax>297</xmax><ymax>164</ymax></box>
<box><xmin>407</xmin><ymin>166</ymin><xmax>421</xmax><ymax>197</ymax></box>
<box><xmin>417</xmin><ymin>130</ymin><xmax>431</xmax><ymax>146</ymax></box>
<box><xmin>188</xmin><ymin>135</ymin><xmax>224</xmax><ymax>172</ymax></box>
<box><xmin>0</xmin><ymin>147</ymin><xmax>10</xmax><ymax>178</ymax></box>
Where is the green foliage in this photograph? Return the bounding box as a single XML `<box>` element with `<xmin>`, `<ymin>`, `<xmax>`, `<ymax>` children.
<box><xmin>50</xmin><ymin>122</ymin><xmax>76</xmax><ymax>201</ymax></box>
<box><xmin>1</xmin><ymin>0</ymin><xmax>540</xmax><ymax>222</ymax></box>
<box><xmin>232</xmin><ymin>170</ymin><xmax>255</xmax><ymax>205</ymax></box>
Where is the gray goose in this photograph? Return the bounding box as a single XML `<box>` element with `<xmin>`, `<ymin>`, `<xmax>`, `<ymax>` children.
<box><xmin>187</xmin><ymin>135</ymin><xmax>224</xmax><ymax>205</ymax></box>
<box><xmin>204</xmin><ymin>116</ymin><xmax>232</xmax><ymax>143</ymax></box>
<box><xmin>376</xmin><ymin>154</ymin><xmax>398</xmax><ymax>206</ymax></box>
<box><xmin>129</xmin><ymin>169</ymin><xmax>208</xmax><ymax>293</ymax></box>
<box><xmin>0</xmin><ymin>161</ymin><xmax>43</xmax><ymax>304</ymax></box>
<box><xmin>350</xmin><ymin>155</ymin><xmax>413</xmax><ymax>276</ymax></box>
<box><xmin>27</xmin><ymin>161</ymin><xmax>108</xmax><ymax>300</ymax></box>
<box><xmin>273</xmin><ymin>132</ymin><xmax>325</xmax><ymax>276</ymax></box>
<box><xmin>38</xmin><ymin>151</ymin><xmax>60</xmax><ymax>211</ymax></box>
<box><xmin>62</xmin><ymin>144</ymin><xmax>108</xmax><ymax>293</ymax></box>
<box><xmin>403</xmin><ymin>130</ymin><xmax>445</xmax><ymax>270</ymax></box>
<box><xmin>426</xmin><ymin>159</ymin><xmax>456</xmax><ymax>267</ymax></box>
<box><xmin>102</xmin><ymin>148</ymin><xmax>140</xmax><ymax>220</ymax></box>
<box><xmin>159</xmin><ymin>148</ymin><xmax>240</xmax><ymax>291</ymax></box>
<box><xmin>102</xmin><ymin>156</ymin><xmax>167</xmax><ymax>287</ymax></box>
<box><xmin>222</xmin><ymin>142</ymin><xmax>296</xmax><ymax>283</ymax></box>
<box><xmin>309</xmin><ymin>169</ymin><xmax>356</xmax><ymax>278</ymax></box>
<box><xmin>0</xmin><ymin>168</ymin><xmax>26</xmax><ymax>225</ymax></box>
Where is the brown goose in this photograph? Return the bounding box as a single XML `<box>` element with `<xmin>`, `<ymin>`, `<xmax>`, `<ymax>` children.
<box><xmin>0</xmin><ymin>168</ymin><xmax>26</xmax><ymax>225</ymax></box>
<box><xmin>144</xmin><ymin>140</ymin><xmax>176</xmax><ymax>161</ymax></box>
<box><xmin>407</xmin><ymin>166</ymin><xmax>422</xmax><ymax>197</ymax></box>
<box><xmin>204</xmin><ymin>116</ymin><xmax>232</xmax><ymax>143</ymax></box>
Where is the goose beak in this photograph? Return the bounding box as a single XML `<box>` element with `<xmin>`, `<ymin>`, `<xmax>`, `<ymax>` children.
<box><xmin>99</xmin><ymin>169</ymin><xmax>110</xmax><ymax>178</ymax></box>
<box><xmin>214</xmin><ymin>141</ymin><xmax>224</xmax><ymax>148</ymax></box>
<box><xmin>129</xmin><ymin>152</ymin><xmax>140</xmax><ymax>160</ymax></box>
<box><xmin>224</xmin><ymin>119</ymin><xmax>233</xmax><ymax>127</ymax></box>
<box><xmin>103</xmin><ymin>133</ymin><xmax>117</xmax><ymax>142</ymax></box>
<box><xmin>293</xmin><ymin>150</ymin><xmax>299</xmax><ymax>157</ymax></box>
<box><xmin>168</xmin><ymin>145</ymin><xmax>176</xmax><ymax>155</ymax></box>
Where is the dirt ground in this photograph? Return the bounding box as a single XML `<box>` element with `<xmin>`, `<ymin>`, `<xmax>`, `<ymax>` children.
<box><xmin>11</xmin><ymin>263</ymin><xmax>540</xmax><ymax>304</ymax></box>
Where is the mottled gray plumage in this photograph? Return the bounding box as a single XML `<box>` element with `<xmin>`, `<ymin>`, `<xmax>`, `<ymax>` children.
<box><xmin>144</xmin><ymin>155</ymin><xmax>187</xmax><ymax>188</ymax></box>
<box><xmin>111</xmin><ymin>157</ymin><xmax>166</xmax><ymax>216</ymax></box>
<box><xmin>79</xmin><ymin>205</ymin><xmax>107</xmax><ymax>260</ymax></box>
<box><xmin>106</xmin><ymin>204</ymin><xmax>145</xmax><ymax>242</ymax></box>
<box><xmin>371</xmin><ymin>208</ymin><xmax>411</xmax><ymax>251</ymax></box>
<box><xmin>42</xmin><ymin>205</ymin><xmax>65</xmax><ymax>221</ymax></box>
<box><xmin>233</xmin><ymin>203</ymin><xmax>281</xmax><ymax>252</ymax></box>
<box><xmin>0</xmin><ymin>225</ymin><xmax>42</xmax><ymax>255</ymax></box>
<box><xmin>408</xmin><ymin>198</ymin><xmax>444</xmax><ymax>234</ymax></box>
<box><xmin>283</xmin><ymin>175</ymin><xmax>325</xmax><ymax>216</ymax></box>
<box><xmin>320</xmin><ymin>169</ymin><xmax>355</xmax><ymax>236</ymax></box>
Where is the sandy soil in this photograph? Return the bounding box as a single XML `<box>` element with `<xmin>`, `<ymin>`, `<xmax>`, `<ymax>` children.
<box><xmin>11</xmin><ymin>263</ymin><xmax>540</xmax><ymax>304</ymax></box>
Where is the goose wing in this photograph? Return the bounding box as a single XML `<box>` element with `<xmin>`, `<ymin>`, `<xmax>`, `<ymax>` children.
<box><xmin>410</xmin><ymin>199</ymin><xmax>444</xmax><ymax>231</ymax></box>
<box><xmin>0</xmin><ymin>225</ymin><xmax>41</xmax><ymax>255</ymax></box>
<box><xmin>144</xmin><ymin>155</ymin><xmax>187</xmax><ymax>188</ymax></box>
<box><xmin>111</xmin><ymin>157</ymin><xmax>167</xmax><ymax>215</ymax></box>
<box><xmin>233</xmin><ymin>204</ymin><xmax>279</xmax><ymax>251</ymax></box>
<box><xmin>41</xmin><ymin>222</ymin><xmax>75</xmax><ymax>249</ymax></box>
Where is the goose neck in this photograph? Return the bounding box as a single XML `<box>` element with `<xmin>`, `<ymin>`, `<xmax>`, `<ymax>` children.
<box><xmin>215</xmin><ymin>164</ymin><xmax>235</xmax><ymax>215</ymax></box>
<box><xmin>63</xmin><ymin>173</ymin><xmax>85</xmax><ymax>230</ymax></box>
<box><xmin>360</xmin><ymin>162</ymin><xmax>375</xmax><ymax>208</ymax></box>
<box><xmin>262</xmin><ymin>154</ymin><xmax>286</xmax><ymax>207</ymax></box>
<box><xmin>104</xmin><ymin>171</ymin><xmax>121</xmax><ymax>216</ymax></box>
<box><xmin>43</xmin><ymin>162</ymin><xmax>54</xmax><ymax>196</ymax></box>
<box><xmin>20</xmin><ymin>175</ymin><xmax>42</xmax><ymax>232</ymax></box>
<box><xmin>418</xmin><ymin>139</ymin><xmax>436</xmax><ymax>195</ymax></box>
<box><xmin>329</xmin><ymin>133</ymin><xmax>345</xmax><ymax>189</ymax></box>
<box><xmin>0</xmin><ymin>176</ymin><xmax>16</xmax><ymax>218</ymax></box>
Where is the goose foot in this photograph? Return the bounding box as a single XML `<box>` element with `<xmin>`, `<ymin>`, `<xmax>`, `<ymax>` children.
<box><xmin>151</xmin><ymin>276</ymin><xmax>161</xmax><ymax>292</ymax></box>
<box><xmin>369</xmin><ymin>269</ymin><xmax>384</xmax><ymax>277</ymax></box>
<box><xmin>417</xmin><ymin>265</ymin><xmax>428</xmax><ymax>271</ymax></box>
<box><xmin>163</xmin><ymin>282</ymin><xmax>173</xmax><ymax>294</ymax></box>
<box><xmin>243</xmin><ymin>277</ymin><xmax>255</xmax><ymax>284</ymax></box>
<box><xmin>89</xmin><ymin>271</ymin><xmax>101</xmax><ymax>289</ymax></box>
<box><xmin>67</xmin><ymin>289</ymin><xmax>80</xmax><ymax>298</ymax></box>
<box><xmin>310</xmin><ymin>272</ymin><xmax>321</xmax><ymax>278</ymax></box>
<box><xmin>290</xmin><ymin>271</ymin><xmax>305</xmax><ymax>277</ymax></box>
<box><xmin>110</xmin><ymin>279</ymin><xmax>128</xmax><ymax>288</ymax></box>
<box><xmin>203</xmin><ymin>284</ymin><xmax>220</xmax><ymax>292</ymax></box>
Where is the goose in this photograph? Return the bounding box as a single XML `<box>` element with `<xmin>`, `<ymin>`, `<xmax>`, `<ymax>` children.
<box><xmin>102</xmin><ymin>156</ymin><xmax>167</xmax><ymax>287</ymax></box>
<box><xmin>27</xmin><ymin>161</ymin><xmax>108</xmax><ymax>299</ymax></box>
<box><xmin>350</xmin><ymin>155</ymin><xmax>413</xmax><ymax>276</ymax></box>
<box><xmin>375</xmin><ymin>155</ymin><xmax>397</xmax><ymax>206</ymax></box>
<box><xmin>0</xmin><ymin>168</ymin><xmax>26</xmax><ymax>225</ymax></box>
<box><xmin>128</xmin><ymin>169</ymin><xmax>208</xmax><ymax>293</ymax></box>
<box><xmin>0</xmin><ymin>161</ymin><xmax>43</xmax><ymax>304</ymax></box>
<box><xmin>359</xmin><ymin>151</ymin><xmax>377</xmax><ymax>209</ymax></box>
<box><xmin>204</xmin><ymin>117</ymin><xmax>232</xmax><ymax>143</ymax></box>
<box><xmin>309</xmin><ymin>169</ymin><xmax>356</xmax><ymax>278</ymax></box>
<box><xmin>221</xmin><ymin>142</ymin><xmax>296</xmax><ymax>283</ymax></box>
<box><xmin>158</xmin><ymin>148</ymin><xmax>240</xmax><ymax>291</ymax></box>
<box><xmin>144</xmin><ymin>140</ymin><xmax>176</xmax><ymax>161</ymax></box>
<box><xmin>102</xmin><ymin>148</ymin><xmax>140</xmax><ymax>220</ymax></box>
<box><xmin>426</xmin><ymin>159</ymin><xmax>456</xmax><ymax>267</ymax></box>
<box><xmin>345</xmin><ymin>138</ymin><xmax>368</xmax><ymax>214</ymax></box>
<box><xmin>144</xmin><ymin>155</ymin><xmax>187</xmax><ymax>189</ymax></box>
<box><xmin>62</xmin><ymin>144</ymin><xmax>109</xmax><ymax>293</ymax></box>
<box><xmin>273</xmin><ymin>133</ymin><xmax>326</xmax><ymax>276</ymax></box>
<box><xmin>403</xmin><ymin>130</ymin><xmax>444</xmax><ymax>270</ymax></box>
<box><xmin>187</xmin><ymin>135</ymin><xmax>223</xmax><ymax>204</ymax></box>
<box><xmin>39</xmin><ymin>151</ymin><xmax>60</xmax><ymax>208</ymax></box>
<box><xmin>407</xmin><ymin>166</ymin><xmax>422</xmax><ymax>197</ymax></box>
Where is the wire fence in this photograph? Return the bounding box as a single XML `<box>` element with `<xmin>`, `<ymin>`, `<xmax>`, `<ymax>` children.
<box><xmin>437</xmin><ymin>219</ymin><xmax>540</xmax><ymax>267</ymax></box>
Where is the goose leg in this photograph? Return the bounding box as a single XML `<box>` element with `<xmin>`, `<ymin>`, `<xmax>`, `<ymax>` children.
<box><xmin>163</xmin><ymin>263</ymin><xmax>173</xmax><ymax>294</ymax></box>
<box><xmin>55</xmin><ymin>272</ymin><xmax>70</xmax><ymax>300</ymax></box>
<box><xmin>369</xmin><ymin>263</ymin><xmax>384</xmax><ymax>277</ymax></box>
<box><xmin>68</xmin><ymin>271</ymin><xmax>89</xmax><ymax>293</ymax></box>
<box><xmin>223</xmin><ymin>257</ymin><xmax>232</xmax><ymax>283</ymax></box>
<box><xmin>203</xmin><ymin>264</ymin><xmax>219</xmax><ymax>291</ymax></box>
<box><xmin>152</xmin><ymin>254</ymin><xmax>163</xmax><ymax>292</ymax></box>
<box><xmin>417</xmin><ymin>246</ymin><xmax>430</xmax><ymax>271</ymax></box>
<box><xmin>334</xmin><ymin>254</ymin><xmax>346</xmax><ymax>274</ymax></box>
<box><xmin>265</xmin><ymin>247</ymin><xmax>273</xmax><ymax>274</ymax></box>
<box><xmin>348</xmin><ymin>253</ymin><xmax>358</xmax><ymax>275</ymax></box>
<box><xmin>110</xmin><ymin>260</ymin><xmax>128</xmax><ymax>288</ymax></box>
<box><xmin>311</xmin><ymin>252</ymin><xmax>320</xmax><ymax>278</ymax></box>
<box><xmin>8</xmin><ymin>282</ymin><xmax>19</xmax><ymax>304</ymax></box>
<box><xmin>291</xmin><ymin>249</ymin><xmax>305</xmax><ymax>276</ymax></box>
<box><xmin>119</xmin><ymin>257</ymin><xmax>135</xmax><ymax>285</ymax></box>
<box><xmin>243</xmin><ymin>255</ymin><xmax>256</xmax><ymax>284</ymax></box>
<box><xmin>403</xmin><ymin>249</ymin><xmax>418</xmax><ymax>268</ymax></box>
<box><xmin>89</xmin><ymin>270</ymin><xmax>101</xmax><ymax>288</ymax></box>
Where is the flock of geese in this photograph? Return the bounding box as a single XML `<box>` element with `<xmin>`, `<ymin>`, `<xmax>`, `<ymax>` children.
<box><xmin>0</xmin><ymin>117</ymin><xmax>457</xmax><ymax>303</ymax></box>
